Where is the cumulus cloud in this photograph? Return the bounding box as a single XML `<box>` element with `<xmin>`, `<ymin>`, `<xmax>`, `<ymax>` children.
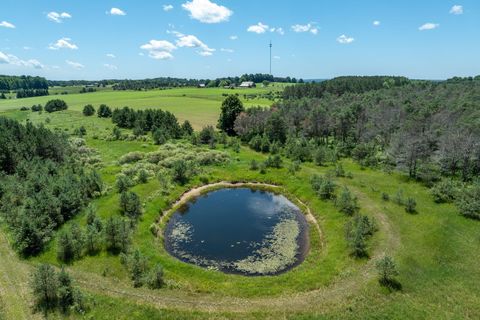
<box><xmin>450</xmin><ymin>5</ymin><xmax>463</xmax><ymax>15</ymax></box>
<box><xmin>291</xmin><ymin>23</ymin><xmax>318</xmax><ymax>35</ymax></box>
<box><xmin>175</xmin><ymin>33</ymin><xmax>215</xmax><ymax>56</ymax></box>
<box><xmin>140</xmin><ymin>39</ymin><xmax>177</xmax><ymax>60</ymax></box>
<box><xmin>0</xmin><ymin>51</ymin><xmax>44</xmax><ymax>69</ymax></box>
<box><xmin>247</xmin><ymin>22</ymin><xmax>269</xmax><ymax>34</ymax></box>
<box><xmin>337</xmin><ymin>34</ymin><xmax>354</xmax><ymax>44</ymax></box>
<box><xmin>103</xmin><ymin>63</ymin><xmax>118</xmax><ymax>70</ymax></box>
<box><xmin>163</xmin><ymin>4</ymin><xmax>174</xmax><ymax>11</ymax></box>
<box><xmin>46</xmin><ymin>12</ymin><xmax>72</xmax><ymax>23</ymax></box>
<box><xmin>182</xmin><ymin>0</ymin><xmax>232</xmax><ymax>23</ymax></box>
<box><xmin>419</xmin><ymin>23</ymin><xmax>439</xmax><ymax>31</ymax></box>
<box><xmin>48</xmin><ymin>37</ymin><xmax>78</xmax><ymax>50</ymax></box>
<box><xmin>373</xmin><ymin>20</ymin><xmax>381</xmax><ymax>26</ymax></box>
<box><xmin>229</xmin><ymin>35</ymin><xmax>238</xmax><ymax>40</ymax></box>
<box><xmin>66</xmin><ymin>60</ymin><xmax>84</xmax><ymax>69</ymax></box>
<box><xmin>106</xmin><ymin>53</ymin><xmax>116</xmax><ymax>58</ymax></box>
<box><xmin>108</xmin><ymin>8</ymin><xmax>126</xmax><ymax>16</ymax></box>
<box><xmin>0</xmin><ymin>21</ymin><xmax>15</xmax><ymax>28</ymax></box>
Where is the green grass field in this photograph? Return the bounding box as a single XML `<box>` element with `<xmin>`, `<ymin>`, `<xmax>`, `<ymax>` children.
<box><xmin>0</xmin><ymin>85</ymin><xmax>282</xmax><ymax>129</ymax></box>
<box><xmin>0</xmin><ymin>92</ymin><xmax>479</xmax><ymax>319</ymax></box>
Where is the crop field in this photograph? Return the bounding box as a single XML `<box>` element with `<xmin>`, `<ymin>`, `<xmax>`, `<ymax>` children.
<box><xmin>0</xmin><ymin>85</ymin><xmax>283</xmax><ymax>129</ymax></box>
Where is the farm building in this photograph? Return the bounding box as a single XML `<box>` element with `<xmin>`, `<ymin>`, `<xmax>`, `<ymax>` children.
<box><xmin>239</xmin><ymin>81</ymin><xmax>256</xmax><ymax>88</ymax></box>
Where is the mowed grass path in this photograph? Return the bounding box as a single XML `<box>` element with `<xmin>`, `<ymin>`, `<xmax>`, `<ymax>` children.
<box><xmin>0</xmin><ymin>86</ymin><xmax>281</xmax><ymax>129</ymax></box>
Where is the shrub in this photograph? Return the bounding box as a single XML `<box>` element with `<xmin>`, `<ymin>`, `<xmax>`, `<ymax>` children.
<box><xmin>104</xmin><ymin>217</ymin><xmax>131</xmax><ymax>253</ymax></box>
<box><xmin>152</xmin><ymin>129</ymin><xmax>167</xmax><ymax>145</ymax></box>
<box><xmin>376</xmin><ymin>255</ymin><xmax>400</xmax><ymax>289</ymax></box>
<box><xmin>336</xmin><ymin>187</ymin><xmax>359</xmax><ymax>215</ymax></box>
<box><xmin>455</xmin><ymin>183</ymin><xmax>480</xmax><ymax>220</ymax></box>
<box><xmin>393</xmin><ymin>189</ymin><xmax>405</xmax><ymax>206</ymax></box>
<box><xmin>199</xmin><ymin>125</ymin><xmax>216</xmax><ymax>144</ymax></box>
<box><xmin>181</xmin><ymin>120</ymin><xmax>194</xmax><ymax>136</ymax></box>
<box><xmin>115</xmin><ymin>174</ymin><xmax>132</xmax><ymax>193</ymax></box>
<box><xmin>45</xmin><ymin>99</ymin><xmax>68</xmax><ymax>113</ymax></box>
<box><xmin>146</xmin><ymin>264</ymin><xmax>165</xmax><ymax>289</ymax></box>
<box><xmin>172</xmin><ymin>159</ymin><xmax>189</xmax><ymax>185</ymax></box>
<box><xmin>82</xmin><ymin>104</ymin><xmax>95</xmax><ymax>116</ymax></box>
<box><xmin>405</xmin><ymin>197</ymin><xmax>417</xmax><ymax>214</ymax></box>
<box><xmin>31</xmin><ymin>104</ymin><xmax>43</xmax><ymax>112</ymax></box>
<box><xmin>137</xmin><ymin>169</ymin><xmax>149</xmax><ymax>184</ymax></box>
<box><xmin>381</xmin><ymin>192</ymin><xmax>390</xmax><ymax>201</ymax></box>
<box><xmin>97</xmin><ymin>104</ymin><xmax>112</xmax><ymax>118</ymax></box>
<box><xmin>288</xmin><ymin>160</ymin><xmax>301</xmax><ymax>175</ymax></box>
<box><xmin>265</xmin><ymin>154</ymin><xmax>282</xmax><ymax>168</ymax></box>
<box><xmin>335</xmin><ymin>163</ymin><xmax>346</xmax><ymax>177</ymax></box>
<box><xmin>119</xmin><ymin>151</ymin><xmax>144</xmax><ymax>164</ymax></box>
<box><xmin>431</xmin><ymin>179</ymin><xmax>461</xmax><ymax>203</ymax></box>
<box><xmin>250</xmin><ymin>159</ymin><xmax>259</xmax><ymax>170</ymax></box>
<box><xmin>311</xmin><ymin>174</ymin><xmax>336</xmax><ymax>200</ymax></box>
<box><xmin>345</xmin><ymin>214</ymin><xmax>377</xmax><ymax>258</ymax></box>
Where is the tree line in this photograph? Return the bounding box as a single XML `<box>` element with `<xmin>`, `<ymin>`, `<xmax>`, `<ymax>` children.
<box><xmin>0</xmin><ymin>74</ymin><xmax>49</xmax><ymax>91</ymax></box>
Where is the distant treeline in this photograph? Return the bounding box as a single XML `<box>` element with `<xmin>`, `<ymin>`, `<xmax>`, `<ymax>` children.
<box><xmin>283</xmin><ymin>76</ymin><xmax>410</xmax><ymax>99</ymax></box>
<box><xmin>0</xmin><ymin>75</ymin><xmax>49</xmax><ymax>91</ymax></box>
<box><xmin>16</xmin><ymin>88</ymin><xmax>49</xmax><ymax>98</ymax></box>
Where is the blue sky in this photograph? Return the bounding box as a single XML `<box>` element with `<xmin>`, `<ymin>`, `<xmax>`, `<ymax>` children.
<box><xmin>0</xmin><ymin>0</ymin><xmax>479</xmax><ymax>80</ymax></box>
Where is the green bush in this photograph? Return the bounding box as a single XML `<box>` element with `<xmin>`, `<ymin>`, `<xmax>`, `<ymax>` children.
<box><xmin>431</xmin><ymin>179</ymin><xmax>461</xmax><ymax>203</ymax></box>
<box><xmin>336</xmin><ymin>187</ymin><xmax>359</xmax><ymax>215</ymax></box>
<box><xmin>82</xmin><ymin>104</ymin><xmax>95</xmax><ymax>116</ymax></box>
<box><xmin>45</xmin><ymin>99</ymin><xmax>68</xmax><ymax>113</ymax></box>
<box><xmin>405</xmin><ymin>197</ymin><xmax>417</xmax><ymax>214</ymax></box>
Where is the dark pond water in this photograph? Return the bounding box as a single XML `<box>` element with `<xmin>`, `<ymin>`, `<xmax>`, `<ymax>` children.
<box><xmin>164</xmin><ymin>187</ymin><xmax>309</xmax><ymax>276</ymax></box>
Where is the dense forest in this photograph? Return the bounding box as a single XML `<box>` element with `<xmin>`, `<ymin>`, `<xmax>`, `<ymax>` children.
<box><xmin>0</xmin><ymin>117</ymin><xmax>102</xmax><ymax>255</ymax></box>
<box><xmin>231</xmin><ymin>76</ymin><xmax>480</xmax><ymax>219</ymax></box>
<box><xmin>0</xmin><ymin>75</ymin><xmax>49</xmax><ymax>91</ymax></box>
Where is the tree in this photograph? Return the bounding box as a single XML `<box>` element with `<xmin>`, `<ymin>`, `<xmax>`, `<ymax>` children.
<box><xmin>456</xmin><ymin>182</ymin><xmax>480</xmax><ymax>220</ymax></box>
<box><xmin>181</xmin><ymin>120</ymin><xmax>194</xmax><ymax>136</ymax></box>
<box><xmin>85</xmin><ymin>224</ymin><xmax>102</xmax><ymax>255</ymax></box>
<box><xmin>311</xmin><ymin>174</ymin><xmax>337</xmax><ymax>200</ymax></box>
<box><xmin>172</xmin><ymin>159</ymin><xmax>189</xmax><ymax>185</ymax></box>
<box><xmin>265</xmin><ymin>112</ymin><xmax>287</xmax><ymax>143</ymax></box>
<box><xmin>119</xmin><ymin>191</ymin><xmax>142</xmax><ymax>220</ymax></box>
<box><xmin>31</xmin><ymin>264</ymin><xmax>58</xmax><ymax>312</ymax></box>
<box><xmin>82</xmin><ymin>104</ymin><xmax>95</xmax><ymax>116</ymax></box>
<box><xmin>116</xmin><ymin>174</ymin><xmax>132</xmax><ymax>193</ymax></box>
<box><xmin>146</xmin><ymin>264</ymin><xmax>164</xmax><ymax>289</ymax></box>
<box><xmin>57</xmin><ymin>267</ymin><xmax>74</xmax><ymax>313</ymax></box>
<box><xmin>105</xmin><ymin>217</ymin><xmax>130</xmax><ymax>253</ymax></box>
<box><xmin>218</xmin><ymin>95</ymin><xmax>244</xmax><ymax>135</ymax></box>
<box><xmin>405</xmin><ymin>197</ymin><xmax>417</xmax><ymax>214</ymax></box>
<box><xmin>97</xmin><ymin>104</ymin><xmax>112</xmax><ymax>118</ymax></box>
<box><xmin>44</xmin><ymin>99</ymin><xmax>68</xmax><ymax>113</ymax></box>
<box><xmin>199</xmin><ymin>125</ymin><xmax>216</xmax><ymax>144</ymax></box>
<box><xmin>57</xmin><ymin>230</ymin><xmax>74</xmax><ymax>263</ymax></box>
<box><xmin>70</xmin><ymin>223</ymin><xmax>85</xmax><ymax>258</ymax></box>
<box><xmin>336</xmin><ymin>187</ymin><xmax>359</xmax><ymax>215</ymax></box>
<box><xmin>129</xmin><ymin>249</ymin><xmax>149</xmax><ymax>288</ymax></box>
<box><xmin>376</xmin><ymin>255</ymin><xmax>400</xmax><ymax>288</ymax></box>
<box><xmin>152</xmin><ymin>128</ymin><xmax>167</xmax><ymax>145</ymax></box>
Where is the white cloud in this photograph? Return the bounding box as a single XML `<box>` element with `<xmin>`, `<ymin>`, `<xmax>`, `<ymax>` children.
<box><xmin>373</xmin><ymin>20</ymin><xmax>381</xmax><ymax>26</ymax></box>
<box><xmin>47</xmin><ymin>12</ymin><xmax>72</xmax><ymax>23</ymax></box>
<box><xmin>66</xmin><ymin>60</ymin><xmax>84</xmax><ymax>69</ymax></box>
<box><xmin>337</xmin><ymin>34</ymin><xmax>354</xmax><ymax>44</ymax></box>
<box><xmin>247</xmin><ymin>22</ymin><xmax>269</xmax><ymax>34</ymax></box>
<box><xmin>163</xmin><ymin>4</ymin><xmax>174</xmax><ymax>11</ymax></box>
<box><xmin>450</xmin><ymin>5</ymin><xmax>463</xmax><ymax>15</ymax></box>
<box><xmin>273</xmin><ymin>55</ymin><xmax>280</xmax><ymax>60</ymax></box>
<box><xmin>270</xmin><ymin>27</ymin><xmax>285</xmax><ymax>35</ymax></box>
<box><xmin>48</xmin><ymin>37</ymin><xmax>78</xmax><ymax>50</ymax></box>
<box><xmin>175</xmin><ymin>33</ymin><xmax>215</xmax><ymax>56</ymax></box>
<box><xmin>0</xmin><ymin>51</ymin><xmax>44</xmax><ymax>69</ymax></box>
<box><xmin>103</xmin><ymin>63</ymin><xmax>118</xmax><ymax>70</ymax></box>
<box><xmin>109</xmin><ymin>8</ymin><xmax>126</xmax><ymax>16</ymax></box>
<box><xmin>220</xmin><ymin>48</ymin><xmax>234</xmax><ymax>53</ymax></box>
<box><xmin>140</xmin><ymin>39</ymin><xmax>177</xmax><ymax>60</ymax></box>
<box><xmin>106</xmin><ymin>53</ymin><xmax>116</xmax><ymax>58</ymax></box>
<box><xmin>0</xmin><ymin>21</ymin><xmax>15</xmax><ymax>28</ymax></box>
<box><xmin>23</xmin><ymin>46</ymin><xmax>31</xmax><ymax>50</ymax></box>
<box><xmin>229</xmin><ymin>35</ymin><xmax>238</xmax><ymax>40</ymax></box>
<box><xmin>291</xmin><ymin>23</ymin><xmax>318</xmax><ymax>35</ymax></box>
<box><xmin>419</xmin><ymin>23</ymin><xmax>439</xmax><ymax>31</ymax></box>
<box><xmin>182</xmin><ymin>0</ymin><xmax>232</xmax><ymax>23</ymax></box>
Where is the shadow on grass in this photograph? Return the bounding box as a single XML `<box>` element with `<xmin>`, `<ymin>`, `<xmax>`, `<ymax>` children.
<box><xmin>379</xmin><ymin>278</ymin><xmax>402</xmax><ymax>292</ymax></box>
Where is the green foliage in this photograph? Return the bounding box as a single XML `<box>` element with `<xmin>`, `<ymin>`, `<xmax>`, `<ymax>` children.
<box><xmin>335</xmin><ymin>187</ymin><xmax>359</xmax><ymax>215</ymax></box>
<box><xmin>31</xmin><ymin>264</ymin><xmax>58</xmax><ymax>312</ymax></box>
<box><xmin>97</xmin><ymin>104</ymin><xmax>112</xmax><ymax>118</ymax></box>
<box><xmin>264</xmin><ymin>154</ymin><xmax>283</xmax><ymax>168</ymax></box>
<box><xmin>218</xmin><ymin>95</ymin><xmax>244</xmax><ymax>135</ymax></box>
<box><xmin>311</xmin><ymin>174</ymin><xmax>337</xmax><ymax>200</ymax></box>
<box><xmin>181</xmin><ymin>120</ymin><xmax>194</xmax><ymax>136</ymax></box>
<box><xmin>455</xmin><ymin>182</ymin><xmax>480</xmax><ymax>220</ymax></box>
<box><xmin>146</xmin><ymin>264</ymin><xmax>165</xmax><ymax>289</ymax></box>
<box><xmin>82</xmin><ymin>104</ymin><xmax>95</xmax><ymax>116</ymax></box>
<box><xmin>345</xmin><ymin>214</ymin><xmax>377</xmax><ymax>258</ymax></box>
<box><xmin>431</xmin><ymin>179</ymin><xmax>461</xmax><ymax>203</ymax></box>
<box><xmin>45</xmin><ymin>99</ymin><xmax>68</xmax><ymax>113</ymax></box>
<box><xmin>57</xmin><ymin>267</ymin><xmax>74</xmax><ymax>313</ymax></box>
<box><xmin>119</xmin><ymin>191</ymin><xmax>142</xmax><ymax>220</ymax></box>
<box><xmin>116</xmin><ymin>174</ymin><xmax>133</xmax><ymax>192</ymax></box>
<box><xmin>393</xmin><ymin>189</ymin><xmax>405</xmax><ymax>206</ymax></box>
<box><xmin>376</xmin><ymin>255</ymin><xmax>400</xmax><ymax>289</ymax></box>
<box><xmin>171</xmin><ymin>159</ymin><xmax>189</xmax><ymax>185</ymax></box>
<box><xmin>249</xmin><ymin>159</ymin><xmax>259</xmax><ymax>170</ymax></box>
<box><xmin>288</xmin><ymin>160</ymin><xmax>301</xmax><ymax>175</ymax></box>
<box><xmin>381</xmin><ymin>192</ymin><xmax>390</xmax><ymax>201</ymax></box>
<box><xmin>405</xmin><ymin>197</ymin><xmax>417</xmax><ymax>214</ymax></box>
<box><xmin>104</xmin><ymin>217</ymin><xmax>131</xmax><ymax>254</ymax></box>
<box><xmin>121</xmin><ymin>249</ymin><xmax>149</xmax><ymax>288</ymax></box>
<box><xmin>152</xmin><ymin>128</ymin><xmax>167</xmax><ymax>145</ymax></box>
<box><xmin>199</xmin><ymin>125</ymin><xmax>216</xmax><ymax>144</ymax></box>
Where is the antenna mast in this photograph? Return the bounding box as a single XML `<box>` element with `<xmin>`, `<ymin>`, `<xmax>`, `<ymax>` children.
<box><xmin>269</xmin><ymin>41</ymin><xmax>272</xmax><ymax>75</ymax></box>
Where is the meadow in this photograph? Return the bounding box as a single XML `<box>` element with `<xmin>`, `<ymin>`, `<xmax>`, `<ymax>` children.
<box><xmin>0</xmin><ymin>85</ymin><xmax>283</xmax><ymax>129</ymax></box>
<box><xmin>0</xmin><ymin>87</ymin><xmax>479</xmax><ymax>320</ymax></box>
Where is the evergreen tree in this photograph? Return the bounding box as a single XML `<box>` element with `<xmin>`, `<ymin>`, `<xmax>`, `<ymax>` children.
<box><xmin>31</xmin><ymin>264</ymin><xmax>58</xmax><ymax>311</ymax></box>
<box><xmin>57</xmin><ymin>267</ymin><xmax>74</xmax><ymax>313</ymax></box>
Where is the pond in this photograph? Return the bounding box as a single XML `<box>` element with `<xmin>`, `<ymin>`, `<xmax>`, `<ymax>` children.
<box><xmin>164</xmin><ymin>187</ymin><xmax>309</xmax><ymax>276</ymax></box>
